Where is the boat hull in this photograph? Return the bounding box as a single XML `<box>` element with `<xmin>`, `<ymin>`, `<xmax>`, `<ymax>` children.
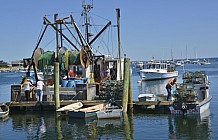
<box><xmin>0</xmin><ymin>104</ymin><xmax>9</xmax><ymax>119</ymax></box>
<box><xmin>140</xmin><ymin>70</ymin><xmax>178</xmax><ymax>81</ymax></box>
<box><xmin>68</xmin><ymin>110</ymin><xmax>97</xmax><ymax>119</ymax></box>
<box><xmin>68</xmin><ymin>103</ymin><xmax>105</xmax><ymax>119</ymax></box>
<box><xmin>169</xmin><ymin>96</ymin><xmax>212</xmax><ymax>115</ymax></box>
<box><xmin>96</xmin><ymin>108</ymin><xmax>123</xmax><ymax>119</ymax></box>
<box><xmin>56</xmin><ymin>102</ymin><xmax>83</xmax><ymax>115</ymax></box>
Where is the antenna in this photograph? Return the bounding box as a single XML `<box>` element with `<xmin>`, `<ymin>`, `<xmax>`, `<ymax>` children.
<box><xmin>82</xmin><ymin>0</ymin><xmax>93</xmax><ymax>10</ymax></box>
<box><xmin>82</xmin><ymin>0</ymin><xmax>93</xmax><ymax>43</ymax></box>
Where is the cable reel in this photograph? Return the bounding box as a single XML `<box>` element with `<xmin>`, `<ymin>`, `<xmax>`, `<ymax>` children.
<box><xmin>80</xmin><ymin>46</ymin><xmax>92</xmax><ymax>68</ymax></box>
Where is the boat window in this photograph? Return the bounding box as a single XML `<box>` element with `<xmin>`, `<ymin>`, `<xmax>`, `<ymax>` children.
<box><xmin>161</xmin><ymin>64</ymin><xmax>165</xmax><ymax>69</ymax></box>
<box><xmin>147</xmin><ymin>64</ymin><xmax>150</xmax><ymax>69</ymax></box>
<box><xmin>146</xmin><ymin>64</ymin><xmax>152</xmax><ymax>69</ymax></box>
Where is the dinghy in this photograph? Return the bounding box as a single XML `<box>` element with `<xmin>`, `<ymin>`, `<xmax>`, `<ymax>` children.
<box><xmin>56</xmin><ymin>102</ymin><xmax>83</xmax><ymax>115</ymax></box>
<box><xmin>0</xmin><ymin>104</ymin><xmax>9</xmax><ymax>119</ymax></box>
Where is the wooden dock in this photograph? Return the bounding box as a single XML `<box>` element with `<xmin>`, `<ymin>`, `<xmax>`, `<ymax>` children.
<box><xmin>6</xmin><ymin>100</ymin><xmax>173</xmax><ymax>113</ymax></box>
<box><xmin>7</xmin><ymin>100</ymin><xmax>109</xmax><ymax>111</ymax></box>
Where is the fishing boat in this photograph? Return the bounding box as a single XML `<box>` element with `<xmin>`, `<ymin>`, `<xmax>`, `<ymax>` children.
<box><xmin>68</xmin><ymin>103</ymin><xmax>106</xmax><ymax>119</ymax></box>
<box><xmin>56</xmin><ymin>102</ymin><xmax>83</xmax><ymax>115</ymax></box>
<box><xmin>0</xmin><ymin>104</ymin><xmax>9</xmax><ymax>119</ymax></box>
<box><xmin>11</xmin><ymin>1</ymin><xmax>125</xmax><ymax>102</ymax></box>
<box><xmin>169</xmin><ymin>71</ymin><xmax>212</xmax><ymax>115</ymax></box>
<box><xmin>96</xmin><ymin>102</ymin><xmax>123</xmax><ymax>119</ymax></box>
<box><xmin>139</xmin><ymin>61</ymin><xmax>178</xmax><ymax>81</ymax></box>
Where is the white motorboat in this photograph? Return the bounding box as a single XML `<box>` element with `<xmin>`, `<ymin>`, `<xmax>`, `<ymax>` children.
<box><xmin>175</xmin><ymin>61</ymin><xmax>184</xmax><ymax>67</ymax></box>
<box><xmin>199</xmin><ymin>59</ymin><xmax>211</xmax><ymax>65</ymax></box>
<box><xmin>169</xmin><ymin>71</ymin><xmax>212</xmax><ymax>115</ymax></box>
<box><xmin>139</xmin><ymin>61</ymin><xmax>178</xmax><ymax>81</ymax></box>
<box><xmin>96</xmin><ymin>102</ymin><xmax>123</xmax><ymax>119</ymax></box>
<box><xmin>138</xmin><ymin>94</ymin><xmax>157</xmax><ymax>101</ymax></box>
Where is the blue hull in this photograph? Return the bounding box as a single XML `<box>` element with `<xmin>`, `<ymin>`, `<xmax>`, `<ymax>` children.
<box><xmin>68</xmin><ymin>111</ymin><xmax>97</xmax><ymax>119</ymax></box>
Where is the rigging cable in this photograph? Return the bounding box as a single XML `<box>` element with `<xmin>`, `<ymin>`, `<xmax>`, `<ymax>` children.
<box><xmin>35</xmin><ymin>24</ymin><xmax>45</xmax><ymax>47</ymax></box>
<box><xmin>89</xmin><ymin>14</ymin><xmax>112</xmax><ymax>55</ymax></box>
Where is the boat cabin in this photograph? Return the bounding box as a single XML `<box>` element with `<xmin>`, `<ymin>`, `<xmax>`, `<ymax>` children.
<box><xmin>143</xmin><ymin>62</ymin><xmax>175</xmax><ymax>72</ymax></box>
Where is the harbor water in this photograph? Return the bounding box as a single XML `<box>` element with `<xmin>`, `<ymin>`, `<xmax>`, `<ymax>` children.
<box><xmin>0</xmin><ymin>60</ymin><xmax>218</xmax><ymax>139</ymax></box>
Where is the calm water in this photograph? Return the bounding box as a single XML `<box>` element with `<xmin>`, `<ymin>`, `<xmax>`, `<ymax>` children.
<box><xmin>0</xmin><ymin>61</ymin><xmax>218</xmax><ymax>140</ymax></box>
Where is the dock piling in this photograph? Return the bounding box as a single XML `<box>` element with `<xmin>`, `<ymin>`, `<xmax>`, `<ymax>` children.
<box><xmin>122</xmin><ymin>58</ymin><xmax>130</xmax><ymax>113</ymax></box>
<box><xmin>54</xmin><ymin>62</ymin><xmax>60</xmax><ymax>110</ymax></box>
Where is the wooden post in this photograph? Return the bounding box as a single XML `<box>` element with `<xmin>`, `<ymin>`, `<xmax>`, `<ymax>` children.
<box><xmin>54</xmin><ymin>62</ymin><xmax>60</xmax><ymax>110</ymax></box>
<box><xmin>56</xmin><ymin>115</ymin><xmax>63</xmax><ymax>139</ymax></box>
<box><xmin>122</xmin><ymin>58</ymin><xmax>130</xmax><ymax>113</ymax></box>
<box><xmin>123</xmin><ymin>112</ymin><xmax>134</xmax><ymax>140</ymax></box>
<box><xmin>116</xmin><ymin>8</ymin><xmax>122</xmax><ymax>80</ymax></box>
<box><xmin>54</xmin><ymin>13</ymin><xmax>60</xmax><ymax>110</ymax></box>
<box><xmin>128</xmin><ymin>67</ymin><xmax>133</xmax><ymax>112</ymax></box>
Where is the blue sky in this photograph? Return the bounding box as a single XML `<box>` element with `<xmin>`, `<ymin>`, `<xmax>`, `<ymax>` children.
<box><xmin>1</xmin><ymin>0</ymin><xmax>218</xmax><ymax>63</ymax></box>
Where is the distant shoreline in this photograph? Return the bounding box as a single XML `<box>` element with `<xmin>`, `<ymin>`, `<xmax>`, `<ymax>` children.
<box><xmin>0</xmin><ymin>67</ymin><xmax>25</xmax><ymax>72</ymax></box>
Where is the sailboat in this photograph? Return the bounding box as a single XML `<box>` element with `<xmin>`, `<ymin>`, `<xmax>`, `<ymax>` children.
<box><xmin>184</xmin><ymin>45</ymin><xmax>191</xmax><ymax>64</ymax></box>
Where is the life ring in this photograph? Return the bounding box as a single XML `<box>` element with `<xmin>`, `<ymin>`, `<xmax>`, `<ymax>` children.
<box><xmin>80</xmin><ymin>46</ymin><xmax>91</xmax><ymax>68</ymax></box>
<box><xmin>181</xmin><ymin>103</ymin><xmax>187</xmax><ymax>110</ymax></box>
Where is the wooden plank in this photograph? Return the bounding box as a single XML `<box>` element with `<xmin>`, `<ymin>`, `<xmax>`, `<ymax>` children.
<box><xmin>7</xmin><ymin>100</ymin><xmax>107</xmax><ymax>108</ymax></box>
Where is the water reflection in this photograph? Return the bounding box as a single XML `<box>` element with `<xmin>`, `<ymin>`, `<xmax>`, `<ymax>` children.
<box><xmin>168</xmin><ymin>109</ymin><xmax>211</xmax><ymax>139</ymax></box>
<box><xmin>9</xmin><ymin>112</ymin><xmax>127</xmax><ymax>139</ymax></box>
<box><xmin>3</xmin><ymin>108</ymin><xmax>212</xmax><ymax>139</ymax></box>
<box><xmin>141</xmin><ymin>78</ymin><xmax>174</xmax><ymax>95</ymax></box>
<box><xmin>96</xmin><ymin>118</ymin><xmax>122</xmax><ymax>127</ymax></box>
<box><xmin>10</xmin><ymin>112</ymin><xmax>53</xmax><ymax>139</ymax></box>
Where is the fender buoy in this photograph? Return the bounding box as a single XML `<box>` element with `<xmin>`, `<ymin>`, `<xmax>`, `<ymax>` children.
<box><xmin>181</xmin><ymin>103</ymin><xmax>187</xmax><ymax>110</ymax></box>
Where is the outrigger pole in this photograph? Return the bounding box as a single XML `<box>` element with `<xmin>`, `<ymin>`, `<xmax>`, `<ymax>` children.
<box><xmin>43</xmin><ymin>16</ymin><xmax>79</xmax><ymax>51</ymax></box>
<box><xmin>26</xmin><ymin>24</ymin><xmax>48</xmax><ymax>81</ymax></box>
<box><xmin>26</xmin><ymin>15</ymin><xmax>82</xmax><ymax>82</ymax></box>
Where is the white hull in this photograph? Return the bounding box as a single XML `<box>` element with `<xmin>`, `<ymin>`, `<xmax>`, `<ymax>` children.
<box><xmin>96</xmin><ymin>105</ymin><xmax>123</xmax><ymax>119</ymax></box>
<box><xmin>198</xmin><ymin>95</ymin><xmax>212</xmax><ymax>114</ymax></box>
<box><xmin>169</xmin><ymin>96</ymin><xmax>212</xmax><ymax>115</ymax></box>
<box><xmin>0</xmin><ymin>104</ymin><xmax>9</xmax><ymax>119</ymax></box>
<box><xmin>140</xmin><ymin>69</ymin><xmax>178</xmax><ymax>81</ymax></box>
<box><xmin>56</xmin><ymin>102</ymin><xmax>83</xmax><ymax>115</ymax></box>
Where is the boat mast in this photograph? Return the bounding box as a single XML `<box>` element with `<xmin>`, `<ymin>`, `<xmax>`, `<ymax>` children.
<box><xmin>82</xmin><ymin>0</ymin><xmax>94</xmax><ymax>82</ymax></box>
<box><xmin>186</xmin><ymin>45</ymin><xmax>188</xmax><ymax>60</ymax></box>
<box><xmin>82</xmin><ymin>0</ymin><xmax>93</xmax><ymax>44</ymax></box>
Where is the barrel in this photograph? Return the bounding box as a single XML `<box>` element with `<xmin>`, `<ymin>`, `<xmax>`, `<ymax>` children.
<box><xmin>62</xmin><ymin>80</ymin><xmax>68</xmax><ymax>87</ymax></box>
<box><xmin>67</xmin><ymin>80</ymin><xmax>75</xmax><ymax>87</ymax></box>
